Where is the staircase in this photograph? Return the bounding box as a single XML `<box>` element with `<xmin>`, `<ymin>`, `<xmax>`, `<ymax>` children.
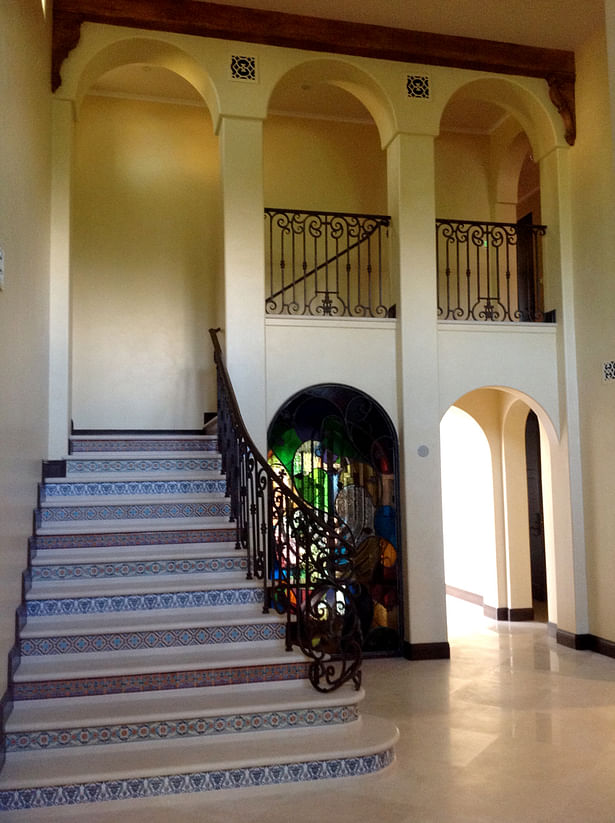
<box><xmin>0</xmin><ymin>431</ymin><xmax>398</xmax><ymax>813</ymax></box>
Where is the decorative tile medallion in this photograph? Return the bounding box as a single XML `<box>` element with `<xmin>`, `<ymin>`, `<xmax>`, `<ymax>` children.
<box><xmin>602</xmin><ymin>360</ymin><xmax>615</xmax><ymax>382</ymax></box>
<box><xmin>7</xmin><ymin>704</ymin><xmax>358</xmax><ymax>751</ymax></box>
<box><xmin>230</xmin><ymin>54</ymin><xmax>257</xmax><ymax>82</ymax></box>
<box><xmin>26</xmin><ymin>586</ymin><xmax>263</xmax><ymax>617</ymax></box>
<box><xmin>31</xmin><ymin>556</ymin><xmax>247</xmax><ymax>581</ymax></box>
<box><xmin>20</xmin><ymin>620</ymin><xmax>285</xmax><ymax>655</ymax></box>
<box><xmin>0</xmin><ymin>749</ymin><xmax>394</xmax><ymax>810</ymax></box>
<box><xmin>407</xmin><ymin>74</ymin><xmax>430</xmax><ymax>99</ymax></box>
<box><xmin>13</xmin><ymin>661</ymin><xmax>311</xmax><ymax>700</ymax></box>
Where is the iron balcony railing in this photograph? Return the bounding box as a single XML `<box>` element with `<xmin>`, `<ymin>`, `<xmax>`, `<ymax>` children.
<box><xmin>436</xmin><ymin>218</ymin><xmax>547</xmax><ymax>322</ymax></box>
<box><xmin>265</xmin><ymin>208</ymin><xmax>392</xmax><ymax>318</ymax></box>
<box><xmin>209</xmin><ymin>328</ymin><xmax>362</xmax><ymax>693</ymax></box>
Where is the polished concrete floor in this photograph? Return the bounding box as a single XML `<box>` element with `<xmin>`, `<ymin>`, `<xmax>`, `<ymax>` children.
<box><xmin>8</xmin><ymin>598</ymin><xmax>615</xmax><ymax>822</ymax></box>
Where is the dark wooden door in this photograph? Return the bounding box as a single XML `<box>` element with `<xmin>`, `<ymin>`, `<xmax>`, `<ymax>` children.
<box><xmin>517</xmin><ymin>212</ymin><xmax>535</xmax><ymax>321</ymax></box>
<box><xmin>525</xmin><ymin>410</ymin><xmax>547</xmax><ymax>603</ymax></box>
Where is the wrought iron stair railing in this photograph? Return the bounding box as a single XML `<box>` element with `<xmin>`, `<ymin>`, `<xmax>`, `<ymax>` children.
<box><xmin>265</xmin><ymin>208</ymin><xmax>391</xmax><ymax>318</ymax></box>
<box><xmin>209</xmin><ymin>328</ymin><xmax>362</xmax><ymax>692</ymax></box>
<box><xmin>436</xmin><ymin>218</ymin><xmax>547</xmax><ymax>322</ymax></box>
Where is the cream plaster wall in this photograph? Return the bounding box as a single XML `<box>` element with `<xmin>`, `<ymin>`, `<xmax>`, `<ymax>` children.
<box><xmin>438</xmin><ymin>323</ymin><xmax>560</xmax><ymax>428</ymax></box>
<box><xmin>434</xmin><ymin>131</ymin><xmax>491</xmax><ymax>219</ymax></box>
<box><xmin>570</xmin><ymin>26</ymin><xmax>615</xmax><ymax>639</ymax></box>
<box><xmin>265</xmin><ymin>318</ymin><xmax>397</xmax><ymax>428</ymax></box>
<box><xmin>0</xmin><ymin>0</ymin><xmax>51</xmax><ymax>693</ymax></box>
<box><xmin>263</xmin><ymin>114</ymin><xmax>387</xmax><ymax>214</ymax></box>
<box><xmin>71</xmin><ymin>95</ymin><xmax>221</xmax><ymax>429</ymax></box>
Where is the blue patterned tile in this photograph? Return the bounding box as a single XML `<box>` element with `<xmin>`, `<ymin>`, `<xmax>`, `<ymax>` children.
<box><xmin>38</xmin><ymin>500</ymin><xmax>231</xmax><ymax>524</ymax></box>
<box><xmin>0</xmin><ymin>749</ymin><xmax>394</xmax><ymax>810</ymax></box>
<box><xmin>31</xmin><ymin>556</ymin><xmax>246</xmax><ymax>581</ymax></box>
<box><xmin>26</xmin><ymin>587</ymin><xmax>262</xmax><ymax>616</ymax></box>
<box><xmin>41</xmin><ymin>479</ymin><xmax>227</xmax><ymax>500</ymax></box>
<box><xmin>70</xmin><ymin>438</ymin><xmax>217</xmax><ymax>453</ymax></box>
<box><xmin>6</xmin><ymin>704</ymin><xmax>358</xmax><ymax>751</ymax></box>
<box><xmin>20</xmin><ymin>620</ymin><xmax>285</xmax><ymax>655</ymax></box>
<box><xmin>66</xmin><ymin>457</ymin><xmax>222</xmax><ymax>474</ymax></box>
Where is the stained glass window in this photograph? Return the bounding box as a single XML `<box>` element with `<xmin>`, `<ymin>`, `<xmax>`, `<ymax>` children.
<box><xmin>268</xmin><ymin>385</ymin><xmax>402</xmax><ymax>654</ymax></box>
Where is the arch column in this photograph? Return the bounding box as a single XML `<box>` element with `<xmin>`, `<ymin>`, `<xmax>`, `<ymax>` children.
<box><xmin>387</xmin><ymin>131</ymin><xmax>449</xmax><ymax>658</ymax></box>
<box><xmin>218</xmin><ymin>115</ymin><xmax>267</xmax><ymax>451</ymax></box>
<box><xmin>48</xmin><ymin>97</ymin><xmax>74</xmax><ymax>459</ymax></box>
<box><xmin>539</xmin><ymin>144</ymin><xmax>589</xmax><ymax>638</ymax></box>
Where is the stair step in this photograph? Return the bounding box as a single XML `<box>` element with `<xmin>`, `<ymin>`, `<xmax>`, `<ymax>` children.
<box><xmin>32</xmin><ymin>525</ymin><xmax>238</xmax><ymax>551</ymax></box>
<box><xmin>70</xmin><ymin>435</ymin><xmax>218</xmax><ymax>454</ymax></box>
<box><xmin>5</xmin><ymin>680</ymin><xmax>363</xmax><ymax>750</ymax></box>
<box><xmin>66</xmin><ymin>455</ymin><xmax>222</xmax><ymax>476</ymax></box>
<box><xmin>40</xmin><ymin>477</ymin><xmax>227</xmax><ymax>500</ymax></box>
<box><xmin>27</xmin><ymin>571</ymin><xmax>254</xmax><ymax>599</ymax></box>
<box><xmin>12</xmin><ymin>642</ymin><xmax>310</xmax><ymax>699</ymax></box>
<box><xmin>36</xmin><ymin>498</ymin><xmax>231</xmax><ymax>529</ymax></box>
<box><xmin>30</xmin><ymin>546</ymin><xmax>246</xmax><ymax>581</ymax></box>
<box><xmin>25</xmin><ymin>583</ymin><xmax>262</xmax><ymax>617</ymax></box>
<box><xmin>20</xmin><ymin>611</ymin><xmax>285</xmax><ymax>656</ymax></box>
<box><xmin>0</xmin><ymin>714</ymin><xmax>398</xmax><ymax>811</ymax></box>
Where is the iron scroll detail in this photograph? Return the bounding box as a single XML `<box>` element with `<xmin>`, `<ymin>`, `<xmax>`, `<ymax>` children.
<box><xmin>209</xmin><ymin>329</ymin><xmax>362</xmax><ymax>692</ymax></box>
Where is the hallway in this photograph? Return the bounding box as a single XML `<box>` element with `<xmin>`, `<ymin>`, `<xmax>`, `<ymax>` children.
<box><xmin>10</xmin><ymin>597</ymin><xmax>615</xmax><ymax>822</ymax></box>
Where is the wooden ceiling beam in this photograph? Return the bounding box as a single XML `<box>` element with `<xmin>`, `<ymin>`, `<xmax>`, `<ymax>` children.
<box><xmin>52</xmin><ymin>0</ymin><xmax>576</xmax><ymax>144</ymax></box>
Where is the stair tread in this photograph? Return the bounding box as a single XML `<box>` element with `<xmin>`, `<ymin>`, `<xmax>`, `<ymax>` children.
<box><xmin>45</xmin><ymin>473</ymin><xmax>224</xmax><ymax>485</ymax></box>
<box><xmin>13</xmin><ymin>639</ymin><xmax>301</xmax><ymax>681</ymax></box>
<box><xmin>21</xmin><ymin>604</ymin><xmax>279</xmax><ymax>636</ymax></box>
<box><xmin>30</xmin><ymin>542</ymin><xmax>240</xmax><ymax>565</ymax></box>
<box><xmin>36</xmin><ymin>518</ymin><xmax>233</xmax><ymax>535</ymax></box>
<box><xmin>0</xmin><ymin>715</ymin><xmax>398</xmax><ymax>789</ymax></box>
<box><xmin>68</xmin><ymin>451</ymin><xmax>221</xmax><ymax>460</ymax></box>
<box><xmin>40</xmin><ymin>493</ymin><xmax>228</xmax><ymax>507</ymax></box>
<box><xmin>26</xmin><ymin>572</ymin><xmax>254</xmax><ymax>598</ymax></box>
<box><xmin>6</xmin><ymin>680</ymin><xmax>364</xmax><ymax>730</ymax></box>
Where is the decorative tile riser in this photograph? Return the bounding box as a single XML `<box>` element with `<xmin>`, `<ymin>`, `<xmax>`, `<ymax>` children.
<box><xmin>14</xmin><ymin>661</ymin><xmax>310</xmax><ymax>699</ymax></box>
<box><xmin>31</xmin><ymin>557</ymin><xmax>247</xmax><ymax>581</ymax></box>
<box><xmin>67</xmin><ymin>457</ymin><xmax>221</xmax><ymax>474</ymax></box>
<box><xmin>41</xmin><ymin>479</ymin><xmax>227</xmax><ymax>500</ymax></box>
<box><xmin>37</xmin><ymin>501</ymin><xmax>231</xmax><ymax>525</ymax></box>
<box><xmin>0</xmin><ymin>749</ymin><xmax>394</xmax><ymax>811</ymax></box>
<box><xmin>7</xmin><ymin>705</ymin><xmax>359</xmax><ymax>751</ymax></box>
<box><xmin>70</xmin><ymin>439</ymin><xmax>217</xmax><ymax>453</ymax></box>
<box><xmin>26</xmin><ymin>587</ymin><xmax>263</xmax><ymax>617</ymax></box>
<box><xmin>21</xmin><ymin>622</ymin><xmax>286</xmax><ymax>655</ymax></box>
<box><xmin>32</xmin><ymin>528</ymin><xmax>237</xmax><ymax>551</ymax></box>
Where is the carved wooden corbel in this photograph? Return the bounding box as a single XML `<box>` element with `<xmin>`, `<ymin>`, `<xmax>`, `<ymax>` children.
<box><xmin>547</xmin><ymin>74</ymin><xmax>576</xmax><ymax>146</ymax></box>
<box><xmin>52</xmin><ymin>11</ymin><xmax>84</xmax><ymax>92</ymax></box>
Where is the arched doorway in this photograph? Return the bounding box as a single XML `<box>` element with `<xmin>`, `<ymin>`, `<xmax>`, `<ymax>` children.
<box><xmin>268</xmin><ymin>384</ymin><xmax>403</xmax><ymax>655</ymax></box>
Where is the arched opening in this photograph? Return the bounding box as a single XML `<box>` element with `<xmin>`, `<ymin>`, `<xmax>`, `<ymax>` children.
<box><xmin>268</xmin><ymin>384</ymin><xmax>402</xmax><ymax>655</ymax></box>
<box><xmin>436</xmin><ymin>80</ymin><xmax>549</xmax><ymax>323</ymax></box>
<box><xmin>71</xmin><ymin>58</ymin><xmax>221</xmax><ymax>429</ymax></box>
<box><xmin>441</xmin><ymin>388</ymin><xmax>554</xmax><ymax>635</ymax></box>
<box><xmin>264</xmin><ymin>60</ymin><xmax>390</xmax><ymax>318</ymax></box>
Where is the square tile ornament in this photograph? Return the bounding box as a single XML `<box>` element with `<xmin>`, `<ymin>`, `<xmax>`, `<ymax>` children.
<box><xmin>231</xmin><ymin>54</ymin><xmax>257</xmax><ymax>82</ymax></box>
<box><xmin>407</xmin><ymin>74</ymin><xmax>430</xmax><ymax>99</ymax></box>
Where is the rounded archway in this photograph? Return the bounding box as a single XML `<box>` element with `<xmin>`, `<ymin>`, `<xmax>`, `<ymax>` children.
<box><xmin>268</xmin><ymin>384</ymin><xmax>402</xmax><ymax>654</ymax></box>
<box><xmin>70</xmin><ymin>51</ymin><xmax>222</xmax><ymax>429</ymax></box>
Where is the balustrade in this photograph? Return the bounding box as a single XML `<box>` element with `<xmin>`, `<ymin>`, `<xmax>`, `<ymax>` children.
<box><xmin>210</xmin><ymin>328</ymin><xmax>363</xmax><ymax>692</ymax></box>
<box><xmin>265</xmin><ymin>208</ymin><xmax>391</xmax><ymax>318</ymax></box>
<box><xmin>436</xmin><ymin>218</ymin><xmax>547</xmax><ymax>322</ymax></box>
